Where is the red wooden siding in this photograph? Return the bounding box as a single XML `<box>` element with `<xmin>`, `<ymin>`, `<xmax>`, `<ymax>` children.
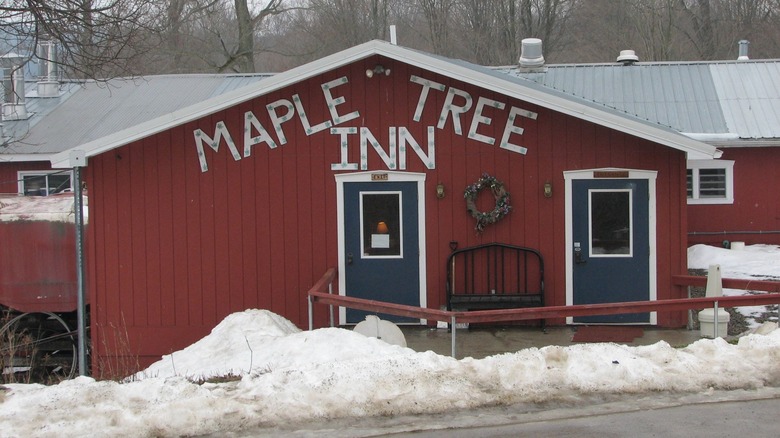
<box><xmin>0</xmin><ymin>221</ymin><xmax>78</xmax><ymax>312</ymax></box>
<box><xmin>85</xmin><ymin>56</ymin><xmax>690</xmax><ymax>370</ymax></box>
<box><xmin>0</xmin><ymin>161</ymin><xmax>53</xmax><ymax>194</ymax></box>
<box><xmin>688</xmin><ymin>147</ymin><xmax>780</xmax><ymax>246</ymax></box>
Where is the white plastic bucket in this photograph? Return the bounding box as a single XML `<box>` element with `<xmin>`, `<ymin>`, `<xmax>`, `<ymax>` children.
<box><xmin>698</xmin><ymin>308</ymin><xmax>730</xmax><ymax>338</ymax></box>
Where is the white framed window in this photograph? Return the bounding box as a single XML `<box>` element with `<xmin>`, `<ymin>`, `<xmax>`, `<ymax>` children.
<box><xmin>686</xmin><ymin>160</ymin><xmax>734</xmax><ymax>205</ymax></box>
<box><xmin>17</xmin><ymin>170</ymin><xmax>73</xmax><ymax>196</ymax></box>
<box><xmin>588</xmin><ymin>189</ymin><xmax>633</xmax><ymax>257</ymax></box>
<box><xmin>359</xmin><ymin>191</ymin><xmax>403</xmax><ymax>259</ymax></box>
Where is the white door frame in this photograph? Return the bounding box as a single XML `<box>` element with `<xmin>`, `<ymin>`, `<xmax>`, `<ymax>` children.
<box><xmin>335</xmin><ymin>171</ymin><xmax>427</xmax><ymax>325</ymax></box>
<box><xmin>564</xmin><ymin>168</ymin><xmax>658</xmax><ymax>325</ymax></box>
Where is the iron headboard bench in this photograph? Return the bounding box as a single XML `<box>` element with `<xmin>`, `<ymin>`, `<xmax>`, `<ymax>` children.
<box><xmin>446</xmin><ymin>242</ymin><xmax>545</xmax><ymax>329</ymax></box>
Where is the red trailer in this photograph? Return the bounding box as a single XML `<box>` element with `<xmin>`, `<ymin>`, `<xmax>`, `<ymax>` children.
<box><xmin>0</xmin><ymin>194</ymin><xmax>84</xmax><ymax>382</ymax></box>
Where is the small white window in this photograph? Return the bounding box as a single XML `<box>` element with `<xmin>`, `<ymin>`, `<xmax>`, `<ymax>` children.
<box><xmin>686</xmin><ymin>160</ymin><xmax>734</xmax><ymax>205</ymax></box>
<box><xmin>17</xmin><ymin>170</ymin><xmax>73</xmax><ymax>196</ymax></box>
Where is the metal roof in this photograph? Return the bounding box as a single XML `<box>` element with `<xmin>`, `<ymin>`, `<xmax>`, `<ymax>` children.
<box><xmin>499</xmin><ymin>59</ymin><xmax>780</xmax><ymax>144</ymax></box>
<box><xmin>2</xmin><ymin>41</ymin><xmax>719</xmax><ymax>166</ymax></box>
<box><xmin>45</xmin><ymin>40</ymin><xmax>716</xmax><ymax>168</ymax></box>
<box><xmin>1</xmin><ymin>74</ymin><xmax>271</xmax><ymax>156</ymax></box>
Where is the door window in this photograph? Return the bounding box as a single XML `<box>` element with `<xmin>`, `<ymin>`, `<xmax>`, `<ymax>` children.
<box><xmin>589</xmin><ymin>189</ymin><xmax>632</xmax><ymax>257</ymax></box>
<box><xmin>360</xmin><ymin>191</ymin><xmax>402</xmax><ymax>258</ymax></box>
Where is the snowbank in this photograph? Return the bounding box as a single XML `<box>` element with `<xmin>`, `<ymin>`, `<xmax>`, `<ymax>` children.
<box><xmin>2</xmin><ymin>309</ymin><xmax>779</xmax><ymax>437</ymax></box>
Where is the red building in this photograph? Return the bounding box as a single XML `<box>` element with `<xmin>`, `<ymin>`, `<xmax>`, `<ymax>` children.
<box><xmin>508</xmin><ymin>47</ymin><xmax>780</xmax><ymax>247</ymax></box>
<box><xmin>3</xmin><ymin>41</ymin><xmax>722</xmax><ymax>371</ymax></box>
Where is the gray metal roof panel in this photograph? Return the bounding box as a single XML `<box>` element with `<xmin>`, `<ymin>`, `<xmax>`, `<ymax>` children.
<box><xmin>1</xmin><ymin>74</ymin><xmax>270</xmax><ymax>155</ymax></box>
<box><xmin>710</xmin><ymin>62</ymin><xmax>780</xmax><ymax>139</ymax></box>
<box><xmin>3</xmin><ymin>41</ymin><xmax>719</xmax><ymax>165</ymax></box>
<box><xmin>423</xmin><ymin>53</ymin><xmax>704</xmax><ymax>138</ymax></box>
<box><xmin>503</xmin><ymin>60</ymin><xmax>780</xmax><ymax>140</ymax></box>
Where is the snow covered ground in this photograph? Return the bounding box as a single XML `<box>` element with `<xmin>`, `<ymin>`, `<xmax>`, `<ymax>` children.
<box><xmin>1</xmin><ymin>244</ymin><xmax>779</xmax><ymax>437</ymax></box>
<box><xmin>688</xmin><ymin>243</ymin><xmax>780</xmax><ymax>329</ymax></box>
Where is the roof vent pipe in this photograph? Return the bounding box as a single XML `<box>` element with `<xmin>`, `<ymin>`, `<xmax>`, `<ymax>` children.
<box><xmin>737</xmin><ymin>40</ymin><xmax>749</xmax><ymax>61</ymax></box>
<box><xmin>518</xmin><ymin>38</ymin><xmax>545</xmax><ymax>69</ymax></box>
<box><xmin>617</xmin><ymin>50</ymin><xmax>639</xmax><ymax>65</ymax></box>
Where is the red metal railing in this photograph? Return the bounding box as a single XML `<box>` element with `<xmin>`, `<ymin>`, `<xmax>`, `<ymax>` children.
<box><xmin>672</xmin><ymin>275</ymin><xmax>780</xmax><ymax>292</ymax></box>
<box><xmin>307</xmin><ymin>268</ymin><xmax>338</xmax><ymax>330</ymax></box>
<box><xmin>307</xmin><ymin>268</ymin><xmax>780</xmax><ymax>357</ymax></box>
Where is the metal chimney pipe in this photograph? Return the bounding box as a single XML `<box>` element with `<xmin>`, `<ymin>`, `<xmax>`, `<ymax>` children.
<box><xmin>738</xmin><ymin>40</ymin><xmax>749</xmax><ymax>61</ymax></box>
<box><xmin>518</xmin><ymin>38</ymin><xmax>545</xmax><ymax>69</ymax></box>
<box><xmin>617</xmin><ymin>50</ymin><xmax>639</xmax><ymax>65</ymax></box>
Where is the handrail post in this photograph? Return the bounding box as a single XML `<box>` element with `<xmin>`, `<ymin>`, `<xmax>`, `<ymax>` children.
<box><xmin>308</xmin><ymin>295</ymin><xmax>313</xmax><ymax>331</ymax></box>
<box><xmin>451</xmin><ymin>315</ymin><xmax>457</xmax><ymax>358</ymax></box>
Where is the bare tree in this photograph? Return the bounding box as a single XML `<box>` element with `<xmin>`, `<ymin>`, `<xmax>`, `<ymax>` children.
<box><xmin>212</xmin><ymin>0</ymin><xmax>287</xmax><ymax>72</ymax></box>
<box><xmin>630</xmin><ymin>0</ymin><xmax>686</xmax><ymax>61</ymax></box>
<box><xmin>301</xmin><ymin>0</ymin><xmax>390</xmax><ymax>48</ymax></box>
<box><xmin>678</xmin><ymin>0</ymin><xmax>717</xmax><ymax>59</ymax></box>
<box><xmin>454</xmin><ymin>0</ymin><xmax>500</xmax><ymax>64</ymax></box>
<box><xmin>153</xmin><ymin>0</ymin><xmax>222</xmax><ymax>73</ymax></box>
<box><xmin>416</xmin><ymin>0</ymin><xmax>456</xmax><ymax>56</ymax></box>
<box><xmin>1</xmin><ymin>0</ymin><xmax>159</xmax><ymax>79</ymax></box>
<box><xmin>6</xmin><ymin>0</ymin><xmax>778</xmax><ymax>78</ymax></box>
<box><xmin>679</xmin><ymin>0</ymin><xmax>779</xmax><ymax>60</ymax></box>
<box><xmin>518</xmin><ymin>0</ymin><xmax>576</xmax><ymax>55</ymax></box>
<box><xmin>447</xmin><ymin>0</ymin><xmax>576</xmax><ymax>65</ymax></box>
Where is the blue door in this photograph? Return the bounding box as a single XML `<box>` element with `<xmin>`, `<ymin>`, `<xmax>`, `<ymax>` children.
<box><xmin>343</xmin><ymin>182</ymin><xmax>420</xmax><ymax>323</ymax></box>
<box><xmin>572</xmin><ymin>179</ymin><xmax>650</xmax><ymax>323</ymax></box>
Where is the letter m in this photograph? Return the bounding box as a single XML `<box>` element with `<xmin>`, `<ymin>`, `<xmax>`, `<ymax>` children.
<box><xmin>194</xmin><ymin>121</ymin><xmax>241</xmax><ymax>172</ymax></box>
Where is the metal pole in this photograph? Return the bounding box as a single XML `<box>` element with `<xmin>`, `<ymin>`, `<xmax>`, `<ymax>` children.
<box><xmin>328</xmin><ymin>283</ymin><xmax>334</xmax><ymax>327</ymax></box>
<box><xmin>713</xmin><ymin>300</ymin><xmax>720</xmax><ymax>338</ymax></box>
<box><xmin>72</xmin><ymin>155</ymin><xmax>88</xmax><ymax>376</ymax></box>
<box><xmin>451</xmin><ymin>315</ymin><xmax>457</xmax><ymax>358</ymax></box>
<box><xmin>308</xmin><ymin>295</ymin><xmax>313</xmax><ymax>331</ymax></box>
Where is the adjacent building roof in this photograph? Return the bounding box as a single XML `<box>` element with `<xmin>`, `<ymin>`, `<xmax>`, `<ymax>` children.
<box><xmin>500</xmin><ymin>59</ymin><xmax>780</xmax><ymax>146</ymax></box>
<box><xmin>0</xmin><ymin>193</ymin><xmax>84</xmax><ymax>223</ymax></box>
<box><xmin>1</xmin><ymin>74</ymin><xmax>271</xmax><ymax>159</ymax></box>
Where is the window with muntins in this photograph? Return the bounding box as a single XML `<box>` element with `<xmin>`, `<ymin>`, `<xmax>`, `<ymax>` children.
<box><xmin>687</xmin><ymin>160</ymin><xmax>734</xmax><ymax>205</ymax></box>
<box><xmin>17</xmin><ymin>171</ymin><xmax>73</xmax><ymax>196</ymax></box>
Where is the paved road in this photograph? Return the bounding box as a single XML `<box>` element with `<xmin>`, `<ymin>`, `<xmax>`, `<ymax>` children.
<box><xmin>206</xmin><ymin>388</ymin><xmax>780</xmax><ymax>437</ymax></box>
<box><xmin>389</xmin><ymin>397</ymin><xmax>780</xmax><ymax>437</ymax></box>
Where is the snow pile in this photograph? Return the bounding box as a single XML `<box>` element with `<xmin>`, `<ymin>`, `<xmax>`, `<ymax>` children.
<box><xmin>2</xmin><ymin>309</ymin><xmax>779</xmax><ymax>437</ymax></box>
<box><xmin>2</xmin><ymin>244</ymin><xmax>779</xmax><ymax>437</ymax></box>
<box><xmin>0</xmin><ymin>194</ymin><xmax>87</xmax><ymax>223</ymax></box>
<box><xmin>688</xmin><ymin>243</ymin><xmax>780</xmax><ymax>280</ymax></box>
<box><xmin>688</xmin><ymin>243</ymin><xmax>780</xmax><ymax>328</ymax></box>
<box><xmin>134</xmin><ymin>309</ymin><xmax>302</xmax><ymax>379</ymax></box>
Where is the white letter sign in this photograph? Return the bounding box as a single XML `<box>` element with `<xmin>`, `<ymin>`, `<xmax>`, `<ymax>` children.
<box><xmin>195</xmin><ymin>121</ymin><xmax>241</xmax><ymax>172</ymax></box>
<box><xmin>500</xmin><ymin>106</ymin><xmax>538</xmax><ymax>155</ymax></box>
<box><xmin>322</xmin><ymin>76</ymin><xmax>360</xmax><ymax>125</ymax></box>
<box><xmin>437</xmin><ymin>87</ymin><xmax>473</xmax><ymax>135</ymax></box>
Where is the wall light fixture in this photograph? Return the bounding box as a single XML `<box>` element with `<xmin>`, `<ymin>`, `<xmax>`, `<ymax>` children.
<box><xmin>366</xmin><ymin>64</ymin><xmax>391</xmax><ymax>78</ymax></box>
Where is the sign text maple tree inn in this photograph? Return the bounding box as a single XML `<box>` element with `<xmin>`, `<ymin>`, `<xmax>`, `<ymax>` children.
<box><xmin>195</xmin><ymin>74</ymin><xmax>538</xmax><ymax>172</ymax></box>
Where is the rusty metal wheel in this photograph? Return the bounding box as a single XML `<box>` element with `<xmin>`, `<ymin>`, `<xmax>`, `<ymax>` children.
<box><xmin>1</xmin><ymin>312</ymin><xmax>77</xmax><ymax>383</ymax></box>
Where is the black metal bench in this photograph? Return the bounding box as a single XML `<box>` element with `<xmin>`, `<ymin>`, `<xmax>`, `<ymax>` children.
<box><xmin>446</xmin><ymin>243</ymin><xmax>545</xmax><ymax>328</ymax></box>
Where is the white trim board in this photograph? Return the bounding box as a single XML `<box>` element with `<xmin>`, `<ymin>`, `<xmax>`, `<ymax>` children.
<box><xmin>564</xmin><ymin>168</ymin><xmax>658</xmax><ymax>325</ymax></box>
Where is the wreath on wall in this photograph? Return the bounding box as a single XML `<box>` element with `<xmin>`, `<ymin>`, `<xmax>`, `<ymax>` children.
<box><xmin>464</xmin><ymin>173</ymin><xmax>512</xmax><ymax>233</ymax></box>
